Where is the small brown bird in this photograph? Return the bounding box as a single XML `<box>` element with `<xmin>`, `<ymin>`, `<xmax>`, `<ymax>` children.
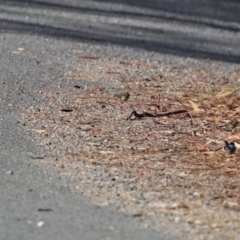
<box><xmin>114</xmin><ymin>92</ymin><xmax>130</xmax><ymax>102</ymax></box>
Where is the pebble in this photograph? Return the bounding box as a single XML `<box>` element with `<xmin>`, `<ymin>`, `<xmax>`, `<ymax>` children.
<box><xmin>6</xmin><ymin>170</ymin><xmax>14</xmax><ymax>175</ymax></box>
<box><xmin>37</xmin><ymin>221</ymin><xmax>45</xmax><ymax>228</ymax></box>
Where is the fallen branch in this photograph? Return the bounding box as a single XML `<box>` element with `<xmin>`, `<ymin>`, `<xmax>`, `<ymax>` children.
<box><xmin>126</xmin><ymin>109</ymin><xmax>187</xmax><ymax>120</ymax></box>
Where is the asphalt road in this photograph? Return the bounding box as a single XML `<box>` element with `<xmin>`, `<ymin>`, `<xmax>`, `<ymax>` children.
<box><xmin>1</xmin><ymin>0</ymin><xmax>239</xmax><ymax>63</ymax></box>
<box><xmin>0</xmin><ymin>0</ymin><xmax>239</xmax><ymax>239</ymax></box>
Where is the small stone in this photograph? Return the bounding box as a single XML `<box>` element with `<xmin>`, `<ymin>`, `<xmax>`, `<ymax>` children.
<box><xmin>174</xmin><ymin>216</ymin><xmax>180</xmax><ymax>222</ymax></box>
<box><xmin>6</xmin><ymin>170</ymin><xmax>14</xmax><ymax>175</ymax></box>
<box><xmin>37</xmin><ymin>221</ymin><xmax>45</xmax><ymax>228</ymax></box>
<box><xmin>194</xmin><ymin>220</ymin><xmax>202</xmax><ymax>225</ymax></box>
<box><xmin>193</xmin><ymin>191</ymin><xmax>201</xmax><ymax>197</ymax></box>
<box><xmin>109</xmin><ymin>226</ymin><xmax>115</xmax><ymax>231</ymax></box>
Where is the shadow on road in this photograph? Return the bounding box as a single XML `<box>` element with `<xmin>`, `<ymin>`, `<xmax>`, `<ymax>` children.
<box><xmin>0</xmin><ymin>0</ymin><xmax>240</xmax><ymax>63</ymax></box>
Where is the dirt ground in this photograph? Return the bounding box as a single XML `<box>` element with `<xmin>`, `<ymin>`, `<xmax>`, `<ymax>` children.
<box><xmin>19</xmin><ymin>54</ymin><xmax>240</xmax><ymax>239</ymax></box>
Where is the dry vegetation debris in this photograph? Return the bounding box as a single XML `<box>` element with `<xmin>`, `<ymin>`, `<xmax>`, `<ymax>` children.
<box><xmin>19</xmin><ymin>56</ymin><xmax>240</xmax><ymax>239</ymax></box>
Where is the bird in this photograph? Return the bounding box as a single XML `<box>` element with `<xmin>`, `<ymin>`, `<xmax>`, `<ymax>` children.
<box><xmin>114</xmin><ymin>92</ymin><xmax>130</xmax><ymax>102</ymax></box>
<box><xmin>224</xmin><ymin>140</ymin><xmax>236</xmax><ymax>154</ymax></box>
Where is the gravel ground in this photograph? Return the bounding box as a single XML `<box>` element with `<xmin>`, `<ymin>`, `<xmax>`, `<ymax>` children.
<box><xmin>1</xmin><ymin>0</ymin><xmax>240</xmax><ymax>239</ymax></box>
<box><xmin>15</xmin><ymin>37</ymin><xmax>240</xmax><ymax>239</ymax></box>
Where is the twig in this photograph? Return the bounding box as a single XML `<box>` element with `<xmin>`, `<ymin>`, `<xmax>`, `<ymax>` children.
<box><xmin>175</xmin><ymin>97</ymin><xmax>189</xmax><ymax>109</ymax></box>
<box><xmin>61</xmin><ymin>108</ymin><xmax>73</xmax><ymax>112</ymax></box>
<box><xmin>76</xmin><ymin>55</ymin><xmax>99</xmax><ymax>60</ymax></box>
<box><xmin>127</xmin><ymin>109</ymin><xmax>187</xmax><ymax>120</ymax></box>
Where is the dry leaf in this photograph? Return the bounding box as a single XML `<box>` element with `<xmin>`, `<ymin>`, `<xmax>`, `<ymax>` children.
<box><xmin>235</xmin><ymin>142</ymin><xmax>240</xmax><ymax>149</ymax></box>
<box><xmin>216</xmin><ymin>89</ymin><xmax>237</xmax><ymax>98</ymax></box>
<box><xmin>227</xmin><ymin>135</ymin><xmax>240</xmax><ymax>142</ymax></box>
<box><xmin>189</xmin><ymin>100</ymin><xmax>201</xmax><ymax>112</ymax></box>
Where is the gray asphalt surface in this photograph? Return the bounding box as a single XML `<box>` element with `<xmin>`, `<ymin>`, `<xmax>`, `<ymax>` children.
<box><xmin>0</xmin><ymin>0</ymin><xmax>239</xmax><ymax>239</ymax></box>
<box><xmin>1</xmin><ymin>0</ymin><xmax>239</xmax><ymax>63</ymax></box>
